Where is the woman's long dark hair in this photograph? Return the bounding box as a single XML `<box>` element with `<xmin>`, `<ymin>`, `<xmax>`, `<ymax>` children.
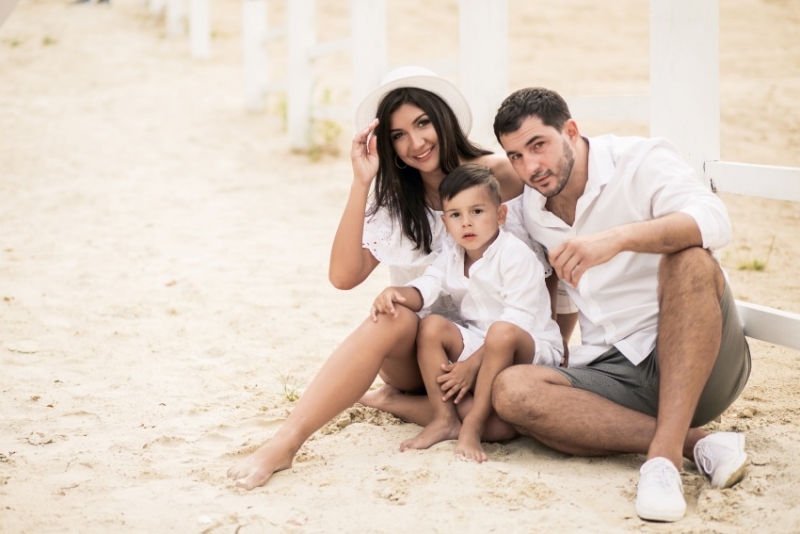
<box><xmin>368</xmin><ymin>87</ymin><xmax>491</xmax><ymax>254</ymax></box>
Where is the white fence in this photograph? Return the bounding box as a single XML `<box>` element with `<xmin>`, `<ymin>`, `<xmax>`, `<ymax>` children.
<box><xmin>247</xmin><ymin>0</ymin><xmax>800</xmax><ymax>350</ymax></box>
<box><xmin>242</xmin><ymin>0</ymin><xmax>507</xmax><ymax>150</ymax></box>
<box><xmin>148</xmin><ymin>0</ymin><xmax>210</xmax><ymax>58</ymax></box>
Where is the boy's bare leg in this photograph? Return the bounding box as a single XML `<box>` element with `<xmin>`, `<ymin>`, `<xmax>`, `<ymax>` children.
<box><xmin>456</xmin><ymin>322</ymin><xmax>535</xmax><ymax>463</ymax></box>
<box><xmin>400</xmin><ymin>315</ymin><xmax>465</xmax><ymax>451</ymax></box>
<box><xmin>227</xmin><ymin>307</ymin><xmax>420</xmax><ymax>490</ymax></box>
<box><xmin>492</xmin><ymin>248</ymin><xmax>723</xmax><ymax>462</ymax></box>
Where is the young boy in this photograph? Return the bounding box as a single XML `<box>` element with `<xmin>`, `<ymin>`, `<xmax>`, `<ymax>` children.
<box><xmin>370</xmin><ymin>163</ymin><xmax>564</xmax><ymax>462</ymax></box>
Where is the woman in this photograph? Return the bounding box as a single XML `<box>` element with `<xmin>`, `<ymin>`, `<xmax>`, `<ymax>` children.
<box><xmin>227</xmin><ymin>66</ymin><xmax>562</xmax><ymax>490</ymax></box>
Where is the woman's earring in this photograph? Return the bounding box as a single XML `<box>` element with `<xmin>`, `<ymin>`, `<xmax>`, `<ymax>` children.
<box><xmin>394</xmin><ymin>154</ymin><xmax>408</xmax><ymax>169</ymax></box>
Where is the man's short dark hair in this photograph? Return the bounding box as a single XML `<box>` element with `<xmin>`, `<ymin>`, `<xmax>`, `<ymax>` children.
<box><xmin>493</xmin><ymin>88</ymin><xmax>572</xmax><ymax>142</ymax></box>
<box><xmin>439</xmin><ymin>163</ymin><xmax>502</xmax><ymax>207</ymax></box>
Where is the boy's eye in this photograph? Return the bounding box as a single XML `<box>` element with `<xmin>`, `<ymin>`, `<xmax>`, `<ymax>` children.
<box><xmin>473</xmin><ymin>209</ymin><xmax>483</xmax><ymax>215</ymax></box>
<box><xmin>449</xmin><ymin>212</ymin><xmax>460</xmax><ymax>218</ymax></box>
<box><xmin>509</xmin><ymin>153</ymin><xmax>520</xmax><ymax>161</ymax></box>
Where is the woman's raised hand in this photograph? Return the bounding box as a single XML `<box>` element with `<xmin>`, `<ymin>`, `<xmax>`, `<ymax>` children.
<box><xmin>351</xmin><ymin>119</ymin><xmax>380</xmax><ymax>186</ymax></box>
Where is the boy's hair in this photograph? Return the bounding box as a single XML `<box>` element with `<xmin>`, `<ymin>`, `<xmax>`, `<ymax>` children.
<box><xmin>439</xmin><ymin>163</ymin><xmax>502</xmax><ymax>207</ymax></box>
<box><xmin>493</xmin><ymin>87</ymin><xmax>572</xmax><ymax>142</ymax></box>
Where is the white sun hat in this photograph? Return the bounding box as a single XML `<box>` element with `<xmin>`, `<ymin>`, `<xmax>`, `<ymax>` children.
<box><xmin>353</xmin><ymin>66</ymin><xmax>472</xmax><ymax>136</ymax></box>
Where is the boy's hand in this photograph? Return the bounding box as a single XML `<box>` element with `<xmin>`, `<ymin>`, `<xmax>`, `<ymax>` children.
<box><xmin>370</xmin><ymin>287</ymin><xmax>407</xmax><ymax>321</ymax></box>
<box><xmin>437</xmin><ymin>359</ymin><xmax>479</xmax><ymax>404</ymax></box>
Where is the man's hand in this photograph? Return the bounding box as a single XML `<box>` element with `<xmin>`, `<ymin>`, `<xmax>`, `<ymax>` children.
<box><xmin>437</xmin><ymin>359</ymin><xmax>479</xmax><ymax>404</ymax></box>
<box><xmin>548</xmin><ymin>230</ymin><xmax>621</xmax><ymax>287</ymax></box>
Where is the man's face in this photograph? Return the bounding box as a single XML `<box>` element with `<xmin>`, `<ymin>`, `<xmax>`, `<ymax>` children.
<box><xmin>499</xmin><ymin>115</ymin><xmax>575</xmax><ymax>198</ymax></box>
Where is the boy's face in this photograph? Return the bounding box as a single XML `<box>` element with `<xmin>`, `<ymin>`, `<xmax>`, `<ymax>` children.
<box><xmin>441</xmin><ymin>185</ymin><xmax>507</xmax><ymax>259</ymax></box>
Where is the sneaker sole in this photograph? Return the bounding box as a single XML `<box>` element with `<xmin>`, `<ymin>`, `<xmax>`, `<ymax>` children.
<box><xmin>711</xmin><ymin>434</ymin><xmax>748</xmax><ymax>489</ymax></box>
<box><xmin>635</xmin><ymin>502</ymin><xmax>686</xmax><ymax>523</ymax></box>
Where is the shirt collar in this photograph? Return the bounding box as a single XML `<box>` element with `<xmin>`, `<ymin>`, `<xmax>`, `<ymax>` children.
<box><xmin>446</xmin><ymin>228</ymin><xmax>508</xmax><ymax>263</ymax></box>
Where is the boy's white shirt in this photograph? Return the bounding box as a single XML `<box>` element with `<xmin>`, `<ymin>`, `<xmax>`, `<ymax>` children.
<box><xmin>407</xmin><ymin>229</ymin><xmax>563</xmax><ymax>367</ymax></box>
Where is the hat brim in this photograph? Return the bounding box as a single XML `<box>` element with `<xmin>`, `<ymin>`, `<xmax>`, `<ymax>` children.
<box><xmin>354</xmin><ymin>74</ymin><xmax>472</xmax><ymax>136</ymax></box>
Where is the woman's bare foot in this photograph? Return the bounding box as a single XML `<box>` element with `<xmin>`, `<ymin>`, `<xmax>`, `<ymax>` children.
<box><xmin>358</xmin><ymin>383</ymin><xmax>402</xmax><ymax>410</ymax></box>
<box><xmin>400</xmin><ymin>414</ymin><xmax>461</xmax><ymax>451</ymax></box>
<box><xmin>359</xmin><ymin>384</ymin><xmax>433</xmax><ymax>426</ymax></box>
<box><xmin>226</xmin><ymin>436</ymin><xmax>296</xmax><ymax>490</ymax></box>
<box><xmin>455</xmin><ymin>422</ymin><xmax>487</xmax><ymax>463</ymax></box>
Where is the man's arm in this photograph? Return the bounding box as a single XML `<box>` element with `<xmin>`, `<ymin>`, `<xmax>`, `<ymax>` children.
<box><xmin>549</xmin><ymin>212</ymin><xmax>702</xmax><ymax>287</ymax></box>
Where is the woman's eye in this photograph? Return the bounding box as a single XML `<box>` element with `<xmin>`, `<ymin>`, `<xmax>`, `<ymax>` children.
<box><xmin>391</xmin><ymin>132</ymin><xmax>404</xmax><ymax>141</ymax></box>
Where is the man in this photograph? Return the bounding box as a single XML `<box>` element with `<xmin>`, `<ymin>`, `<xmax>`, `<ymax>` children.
<box><xmin>491</xmin><ymin>88</ymin><xmax>751</xmax><ymax>522</ymax></box>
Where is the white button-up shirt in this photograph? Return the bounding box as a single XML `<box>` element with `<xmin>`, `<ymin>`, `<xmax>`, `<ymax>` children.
<box><xmin>408</xmin><ymin>229</ymin><xmax>563</xmax><ymax>366</ymax></box>
<box><xmin>522</xmin><ymin>135</ymin><xmax>732</xmax><ymax>367</ymax></box>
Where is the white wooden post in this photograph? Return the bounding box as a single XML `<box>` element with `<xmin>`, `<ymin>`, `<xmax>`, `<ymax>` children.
<box><xmin>0</xmin><ymin>0</ymin><xmax>21</xmax><ymax>29</ymax></box>
<box><xmin>167</xmin><ymin>0</ymin><xmax>186</xmax><ymax>36</ymax></box>
<box><xmin>149</xmin><ymin>0</ymin><xmax>166</xmax><ymax>16</ymax></box>
<box><xmin>650</xmin><ymin>0</ymin><xmax>719</xmax><ymax>183</ymax></box>
<box><xmin>243</xmin><ymin>0</ymin><xmax>268</xmax><ymax>111</ymax></box>
<box><xmin>286</xmin><ymin>0</ymin><xmax>315</xmax><ymax>150</ymax></box>
<box><xmin>350</xmin><ymin>0</ymin><xmax>387</xmax><ymax>120</ymax></box>
<box><xmin>190</xmin><ymin>0</ymin><xmax>211</xmax><ymax>58</ymax></box>
<box><xmin>459</xmin><ymin>0</ymin><xmax>508</xmax><ymax>148</ymax></box>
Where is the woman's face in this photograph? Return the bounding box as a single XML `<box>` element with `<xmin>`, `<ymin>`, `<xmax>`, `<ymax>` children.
<box><xmin>388</xmin><ymin>103</ymin><xmax>440</xmax><ymax>175</ymax></box>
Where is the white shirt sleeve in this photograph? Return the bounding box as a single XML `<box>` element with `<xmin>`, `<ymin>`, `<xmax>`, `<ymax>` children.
<box><xmin>502</xmin><ymin>196</ymin><xmax>553</xmax><ymax>276</ymax></box>
<box><xmin>638</xmin><ymin>145</ymin><xmax>732</xmax><ymax>250</ymax></box>
<box><xmin>406</xmin><ymin>252</ymin><xmax>449</xmax><ymax>310</ymax></box>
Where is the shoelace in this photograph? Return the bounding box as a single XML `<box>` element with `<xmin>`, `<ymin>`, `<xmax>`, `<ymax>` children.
<box><xmin>695</xmin><ymin>444</ymin><xmax>716</xmax><ymax>475</ymax></box>
<box><xmin>644</xmin><ymin>462</ymin><xmax>683</xmax><ymax>492</ymax></box>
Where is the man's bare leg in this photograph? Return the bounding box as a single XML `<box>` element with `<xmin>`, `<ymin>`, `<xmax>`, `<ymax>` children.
<box><xmin>648</xmin><ymin>247</ymin><xmax>724</xmax><ymax>467</ymax></box>
<box><xmin>400</xmin><ymin>315</ymin><xmax>464</xmax><ymax>451</ymax></box>
<box><xmin>227</xmin><ymin>307</ymin><xmax>420</xmax><ymax>490</ymax></box>
<box><xmin>492</xmin><ymin>248</ymin><xmax>725</xmax><ymax>460</ymax></box>
<box><xmin>492</xmin><ymin>366</ymin><xmax>708</xmax><ymax>458</ymax></box>
<box><xmin>456</xmin><ymin>321</ymin><xmax>535</xmax><ymax>463</ymax></box>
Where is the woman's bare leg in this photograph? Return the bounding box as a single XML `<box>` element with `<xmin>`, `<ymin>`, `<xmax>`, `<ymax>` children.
<box><xmin>227</xmin><ymin>307</ymin><xmax>420</xmax><ymax>490</ymax></box>
<box><xmin>400</xmin><ymin>315</ymin><xmax>465</xmax><ymax>451</ymax></box>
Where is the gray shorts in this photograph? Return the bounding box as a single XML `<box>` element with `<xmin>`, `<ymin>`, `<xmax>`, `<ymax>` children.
<box><xmin>553</xmin><ymin>283</ymin><xmax>751</xmax><ymax>427</ymax></box>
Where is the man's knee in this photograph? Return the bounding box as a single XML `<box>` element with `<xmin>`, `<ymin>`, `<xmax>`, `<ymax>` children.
<box><xmin>658</xmin><ymin>247</ymin><xmax>725</xmax><ymax>298</ymax></box>
<box><xmin>492</xmin><ymin>365</ymin><xmax>545</xmax><ymax>422</ymax></box>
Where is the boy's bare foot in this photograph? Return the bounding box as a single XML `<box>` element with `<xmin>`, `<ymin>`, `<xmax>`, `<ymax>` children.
<box><xmin>455</xmin><ymin>424</ymin><xmax>487</xmax><ymax>463</ymax></box>
<box><xmin>400</xmin><ymin>414</ymin><xmax>460</xmax><ymax>451</ymax></box>
<box><xmin>226</xmin><ymin>436</ymin><xmax>296</xmax><ymax>490</ymax></box>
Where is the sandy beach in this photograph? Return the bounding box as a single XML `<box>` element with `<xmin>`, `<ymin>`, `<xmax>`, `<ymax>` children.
<box><xmin>1</xmin><ymin>0</ymin><xmax>799</xmax><ymax>532</ymax></box>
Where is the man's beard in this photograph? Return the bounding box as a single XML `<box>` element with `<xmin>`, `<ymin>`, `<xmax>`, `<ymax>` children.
<box><xmin>537</xmin><ymin>138</ymin><xmax>575</xmax><ymax>198</ymax></box>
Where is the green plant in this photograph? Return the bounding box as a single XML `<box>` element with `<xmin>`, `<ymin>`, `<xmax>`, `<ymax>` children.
<box><xmin>737</xmin><ymin>235</ymin><xmax>775</xmax><ymax>272</ymax></box>
<box><xmin>305</xmin><ymin>88</ymin><xmax>342</xmax><ymax>161</ymax></box>
<box><xmin>275</xmin><ymin>370</ymin><xmax>300</xmax><ymax>403</ymax></box>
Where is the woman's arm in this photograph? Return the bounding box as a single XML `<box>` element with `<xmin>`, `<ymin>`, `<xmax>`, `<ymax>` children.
<box><xmin>329</xmin><ymin>120</ymin><xmax>382</xmax><ymax>290</ymax></box>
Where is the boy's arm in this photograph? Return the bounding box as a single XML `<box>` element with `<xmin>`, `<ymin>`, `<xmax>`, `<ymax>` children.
<box><xmin>370</xmin><ymin>286</ymin><xmax>423</xmax><ymax>321</ymax></box>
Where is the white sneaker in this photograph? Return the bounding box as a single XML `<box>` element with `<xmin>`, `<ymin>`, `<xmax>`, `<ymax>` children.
<box><xmin>635</xmin><ymin>457</ymin><xmax>686</xmax><ymax>522</ymax></box>
<box><xmin>694</xmin><ymin>432</ymin><xmax>747</xmax><ymax>488</ymax></box>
